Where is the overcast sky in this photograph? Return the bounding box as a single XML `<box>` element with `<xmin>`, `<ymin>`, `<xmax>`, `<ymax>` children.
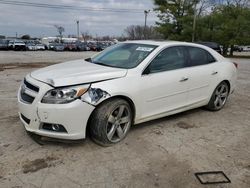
<box><xmin>0</xmin><ymin>0</ymin><xmax>158</xmax><ymax>38</ymax></box>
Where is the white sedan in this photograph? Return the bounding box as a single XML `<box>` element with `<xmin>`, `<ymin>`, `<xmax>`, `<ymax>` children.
<box><xmin>18</xmin><ymin>41</ymin><xmax>237</xmax><ymax>146</ymax></box>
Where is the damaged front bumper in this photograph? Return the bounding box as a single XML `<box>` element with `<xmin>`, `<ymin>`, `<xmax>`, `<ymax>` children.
<box><xmin>18</xmin><ymin>75</ymin><xmax>95</xmax><ymax>140</ymax></box>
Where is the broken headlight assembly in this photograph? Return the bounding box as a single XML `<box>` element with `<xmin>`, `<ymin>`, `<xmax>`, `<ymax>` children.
<box><xmin>41</xmin><ymin>85</ymin><xmax>89</xmax><ymax>104</ymax></box>
<box><xmin>81</xmin><ymin>87</ymin><xmax>110</xmax><ymax>105</ymax></box>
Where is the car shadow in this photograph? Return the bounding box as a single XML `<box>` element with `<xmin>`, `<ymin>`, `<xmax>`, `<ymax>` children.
<box><xmin>28</xmin><ymin>107</ymin><xmax>209</xmax><ymax>146</ymax></box>
<box><xmin>131</xmin><ymin>107</ymin><xmax>206</xmax><ymax>131</ymax></box>
<box><xmin>27</xmin><ymin>131</ymin><xmax>88</xmax><ymax>147</ymax></box>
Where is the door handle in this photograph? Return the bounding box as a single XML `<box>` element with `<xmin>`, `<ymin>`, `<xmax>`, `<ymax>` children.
<box><xmin>212</xmin><ymin>71</ymin><xmax>218</xmax><ymax>75</ymax></box>
<box><xmin>179</xmin><ymin>77</ymin><xmax>189</xmax><ymax>82</ymax></box>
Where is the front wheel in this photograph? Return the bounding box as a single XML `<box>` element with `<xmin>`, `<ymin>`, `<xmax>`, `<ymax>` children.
<box><xmin>89</xmin><ymin>99</ymin><xmax>132</xmax><ymax>146</ymax></box>
<box><xmin>206</xmin><ymin>81</ymin><xmax>229</xmax><ymax>111</ymax></box>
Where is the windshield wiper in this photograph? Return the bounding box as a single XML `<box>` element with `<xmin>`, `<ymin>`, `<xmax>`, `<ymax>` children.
<box><xmin>93</xmin><ymin>62</ymin><xmax>117</xmax><ymax>68</ymax></box>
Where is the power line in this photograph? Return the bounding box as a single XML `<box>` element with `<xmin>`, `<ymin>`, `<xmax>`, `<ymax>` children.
<box><xmin>0</xmin><ymin>0</ymin><xmax>145</xmax><ymax>13</ymax></box>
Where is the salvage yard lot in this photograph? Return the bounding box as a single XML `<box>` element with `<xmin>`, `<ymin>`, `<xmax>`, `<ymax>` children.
<box><xmin>0</xmin><ymin>51</ymin><xmax>249</xmax><ymax>188</ymax></box>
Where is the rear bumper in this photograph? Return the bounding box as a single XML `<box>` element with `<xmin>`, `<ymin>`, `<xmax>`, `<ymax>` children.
<box><xmin>18</xmin><ymin>75</ymin><xmax>95</xmax><ymax>140</ymax></box>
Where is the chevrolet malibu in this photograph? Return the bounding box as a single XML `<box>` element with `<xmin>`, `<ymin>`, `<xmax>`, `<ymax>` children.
<box><xmin>18</xmin><ymin>41</ymin><xmax>237</xmax><ymax>146</ymax></box>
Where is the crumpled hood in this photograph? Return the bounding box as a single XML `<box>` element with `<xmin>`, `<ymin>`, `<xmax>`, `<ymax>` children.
<box><xmin>30</xmin><ymin>59</ymin><xmax>127</xmax><ymax>87</ymax></box>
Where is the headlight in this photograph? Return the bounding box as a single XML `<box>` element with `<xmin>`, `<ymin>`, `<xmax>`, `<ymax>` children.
<box><xmin>41</xmin><ymin>85</ymin><xmax>89</xmax><ymax>104</ymax></box>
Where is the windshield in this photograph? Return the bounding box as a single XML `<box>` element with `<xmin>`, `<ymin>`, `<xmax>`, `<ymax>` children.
<box><xmin>91</xmin><ymin>43</ymin><xmax>158</xmax><ymax>69</ymax></box>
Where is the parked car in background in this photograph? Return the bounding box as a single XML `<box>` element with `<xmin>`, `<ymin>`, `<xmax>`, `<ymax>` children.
<box><xmin>48</xmin><ymin>43</ymin><xmax>56</xmax><ymax>50</ymax></box>
<box><xmin>26</xmin><ymin>42</ymin><xmax>36</xmax><ymax>51</ymax></box>
<box><xmin>196</xmin><ymin>42</ymin><xmax>222</xmax><ymax>54</ymax></box>
<box><xmin>8</xmin><ymin>40</ymin><xmax>26</xmax><ymax>51</ymax></box>
<box><xmin>52</xmin><ymin>43</ymin><xmax>65</xmax><ymax>51</ymax></box>
<box><xmin>242</xmin><ymin>46</ymin><xmax>250</xmax><ymax>52</ymax></box>
<box><xmin>49</xmin><ymin>43</ymin><xmax>64</xmax><ymax>51</ymax></box>
<box><xmin>25</xmin><ymin>41</ymin><xmax>46</xmax><ymax>51</ymax></box>
<box><xmin>18</xmin><ymin>41</ymin><xmax>237</xmax><ymax>146</ymax></box>
<box><xmin>8</xmin><ymin>40</ymin><xmax>14</xmax><ymax>50</ymax></box>
<box><xmin>35</xmin><ymin>43</ymin><xmax>46</xmax><ymax>51</ymax></box>
<box><xmin>0</xmin><ymin>39</ymin><xmax>8</xmax><ymax>50</ymax></box>
<box><xmin>88</xmin><ymin>42</ymin><xmax>97</xmax><ymax>51</ymax></box>
<box><xmin>64</xmin><ymin>42</ymin><xmax>78</xmax><ymax>51</ymax></box>
<box><xmin>233</xmin><ymin>45</ymin><xmax>243</xmax><ymax>52</ymax></box>
<box><xmin>76</xmin><ymin>41</ymin><xmax>90</xmax><ymax>51</ymax></box>
<box><xmin>96</xmin><ymin>42</ymin><xmax>108</xmax><ymax>51</ymax></box>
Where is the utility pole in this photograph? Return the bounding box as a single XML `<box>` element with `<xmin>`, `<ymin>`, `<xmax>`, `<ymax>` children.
<box><xmin>76</xmin><ymin>20</ymin><xmax>79</xmax><ymax>39</ymax></box>
<box><xmin>15</xmin><ymin>32</ymin><xmax>18</xmax><ymax>39</ymax></box>
<box><xmin>144</xmin><ymin>10</ymin><xmax>150</xmax><ymax>39</ymax></box>
<box><xmin>192</xmin><ymin>4</ymin><xmax>197</xmax><ymax>42</ymax></box>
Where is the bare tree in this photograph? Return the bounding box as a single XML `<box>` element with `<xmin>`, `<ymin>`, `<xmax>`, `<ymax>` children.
<box><xmin>81</xmin><ymin>31</ymin><xmax>92</xmax><ymax>41</ymax></box>
<box><xmin>125</xmin><ymin>25</ymin><xmax>163</xmax><ymax>40</ymax></box>
<box><xmin>125</xmin><ymin>25</ymin><xmax>146</xmax><ymax>40</ymax></box>
<box><xmin>216</xmin><ymin>0</ymin><xmax>249</xmax><ymax>7</ymax></box>
<box><xmin>54</xmin><ymin>25</ymin><xmax>65</xmax><ymax>42</ymax></box>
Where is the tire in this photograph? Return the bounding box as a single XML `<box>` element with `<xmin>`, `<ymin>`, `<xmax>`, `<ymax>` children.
<box><xmin>89</xmin><ymin>99</ymin><xmax>132</xmax><ymax>146</ymax></box>
<box><xmin>206</xmin><ymin>81</ymin><xmax>229</xmax><ymax>111</ymax></box>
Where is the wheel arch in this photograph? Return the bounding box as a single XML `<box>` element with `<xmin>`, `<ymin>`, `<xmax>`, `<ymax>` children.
<box><xmin>85</xmin><ymin>95</ymin><xmax>136</xmax><ymax>136</ymax></box>
<box><xmin>222</xmin><ymin>79</ymin><xmax>231</xmax><ymax>93</ymax></box>
<box><xmin>211</xmin><ymin>79</ymin><xmax>231</xmax><ymax>98</ymax></box>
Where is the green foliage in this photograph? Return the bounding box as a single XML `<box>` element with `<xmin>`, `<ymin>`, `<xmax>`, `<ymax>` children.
<box><xmin>154</xmin><ymin>0</ymin><xmax>198</xmax><ymax>41</ymax></box>
<box><xmin>197</xmin><ymin>5</ymin><xmax>250</xmax><ymax>45</ymax></box>
<box><xmin>196</xmin><ymin>5</ymin><xmax>250</xmax><ymax>54</ymax></box>
<box><xmin>154</xmin><ymin>0</ymin><xmax>250</xmax><ymax>54</ymax></box>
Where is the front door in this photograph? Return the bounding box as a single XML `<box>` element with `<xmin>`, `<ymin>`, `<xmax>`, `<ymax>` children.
<box><xmin>139</xmin><ymin>46</ymin><xmax>190</xmax><ymax>120</ymax></box>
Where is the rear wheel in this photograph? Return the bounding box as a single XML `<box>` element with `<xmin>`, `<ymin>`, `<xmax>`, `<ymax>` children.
<box><xmin>89</xmin><ymin>99</ymin><xmax>132</xmax><ymax>146</ymax></box>
<box><xmin>206</xmin><ymin>81</ymin><xmax>229</xmax><ymax>111</ymax></box>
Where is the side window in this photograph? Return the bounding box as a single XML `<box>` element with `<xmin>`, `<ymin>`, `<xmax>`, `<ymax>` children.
<box><xmin>146</xmin><ymin>47</ymin><xmax>186</xmax><ymax>74</ymax></box>
<box><xmin>188</xmin><ymin>47</ymin><xmax>216</xmax><ymax>66</ymax></box>
<box><xmin>207</xmin><ymin>52</ymin><xmax>216</xmax><ymax>63</ymax></box>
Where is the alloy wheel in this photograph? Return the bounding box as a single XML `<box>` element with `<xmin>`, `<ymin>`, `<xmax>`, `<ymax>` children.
<box><xmin>214</xmin><ymin>83</ymin><xmax>229</xmax><ymax>109</ymax></box>
<box><xmin>106</xmin><ymin>105</ymin><xmax>131</xmax><ymax>143</ymax></box>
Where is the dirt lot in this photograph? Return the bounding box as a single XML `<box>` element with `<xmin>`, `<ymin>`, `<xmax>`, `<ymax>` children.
<box><xmin>0</xmin><ymin>51</ymin><xmax>96</xmax><ymax>65</ymax></box>
<box><xmin>0</xmin><ymin>52</ymin><xmax>249</xmax><ymax>188</ymax></box>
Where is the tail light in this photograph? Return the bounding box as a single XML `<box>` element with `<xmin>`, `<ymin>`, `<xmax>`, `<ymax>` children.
<box><xmin>233</xmin><ymin>62</ymin><xmax>238</xmax><ymax>69</ymax></box>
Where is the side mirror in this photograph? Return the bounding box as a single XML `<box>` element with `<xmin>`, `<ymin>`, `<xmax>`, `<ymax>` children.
<box><xmin>85</xmin><ymin>57</ymin><xmax>92</xmax><ymax>62</ymax></box>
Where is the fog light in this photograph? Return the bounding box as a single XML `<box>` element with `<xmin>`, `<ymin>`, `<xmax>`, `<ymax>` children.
<box><xmin>52</xmin><ymin>124</ymin><xmax>60</xmax><ymax>131</ymax></box>
<box><xmin>42</xmin><ymin>123</ymin><xmax>67</xmax><ymax>133</ymax></box>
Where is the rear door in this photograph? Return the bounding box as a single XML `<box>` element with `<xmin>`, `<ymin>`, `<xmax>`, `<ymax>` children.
<box><xmin>185</xmin><ymin>46</ymin><xmax>218</xmax><ymax>105</ymax></box>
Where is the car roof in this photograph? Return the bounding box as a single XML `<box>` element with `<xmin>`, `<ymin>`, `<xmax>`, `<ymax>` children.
<box><xmin>196</xmin><ymin>41</ymin><xmax>220</xmax><ymax>47</ymax></box>
<box><xmin>123</xmin><ymin>40</ymin><xmax>177</xmax><ymax>46</ymax></box>
<box><xmin>123</xmin><ymin>40</ymin><xmax>207</xmax><ymax>48</ymax></box>
<box><xmin>123</xmin><ymin>40</ymin><xmax>225</xmax><ymax>61</ymax></box>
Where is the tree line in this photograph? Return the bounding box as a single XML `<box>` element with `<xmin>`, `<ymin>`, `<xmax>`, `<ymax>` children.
<box><xmin>125</xmin><ymin>0</ymin><xmax>250</xmax><ymax>55</ymax></box>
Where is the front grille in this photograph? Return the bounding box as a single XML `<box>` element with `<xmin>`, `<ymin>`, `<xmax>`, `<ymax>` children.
<box><xmin>20</xmin><ymin>78</ymin><xmax>39</xmax><ymax>104</ymax></box>
<box><xmin>24</xmin><ymin>79</ymin><xmax>39</xmax><ymax>92</ymax></box>
<box><xmin>21</xmin><ymin>114</ymin><xmax>30</xmax><ymax>124</ymax></box>
<box><xmin>20</xmin><ymin>92</ymin><xmax>35</xmax><ymax>103</ymax></box>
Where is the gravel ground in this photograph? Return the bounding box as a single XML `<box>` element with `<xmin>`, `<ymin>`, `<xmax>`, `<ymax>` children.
<box><xmin>0</xmin><ymin>51</ymin><xmax>96</xmax><ymax>64</ymax></box>
<box><xmin>0</xmin><ymin>52</ymin><xmax>249</xmax><ymax>188</ymax></box>
<box><xmin>233</xmin><ymin>51</ymin><xmax>250</xmax><ymax>56</ymax></box>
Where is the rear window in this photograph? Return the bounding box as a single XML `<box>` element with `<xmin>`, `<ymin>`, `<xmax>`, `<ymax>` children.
<box><xmin>188</xmin><ymin>47</ymin><xmax>216</xmax><ymax>66</ymax></box>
